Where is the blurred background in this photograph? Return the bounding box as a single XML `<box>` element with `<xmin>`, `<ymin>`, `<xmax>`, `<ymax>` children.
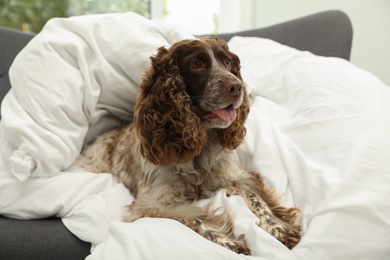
<box><xmin>1</xmin><ymin>0</ymin><xmax>389</xmax><ymax>86</ymax></box>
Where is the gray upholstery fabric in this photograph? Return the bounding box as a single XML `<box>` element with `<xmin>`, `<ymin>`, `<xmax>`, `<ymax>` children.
<box><xmin>0</xmin><ymin>10</ymin><xmax>353</xmax><ymax>259</ymax></box>
<box><xmin>0</xmin><ymin>26</ymin><xmax>34</xmax><ymax>116</ymax></box>
<box><xmin>0</xmin><ymin>217</ymin><xmax>91</xmax><ymax>259</ymax></box>
<box><xmin>205</xmin><ymin>10</ymin><xmax>353</xmax><ymax>60</ymax></box>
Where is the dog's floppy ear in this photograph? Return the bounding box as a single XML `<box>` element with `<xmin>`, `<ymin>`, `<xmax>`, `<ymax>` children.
<box><xmin>134</xmin><ymin>46</ymin><xmax>207</xmax><ymax>166</ymax></box>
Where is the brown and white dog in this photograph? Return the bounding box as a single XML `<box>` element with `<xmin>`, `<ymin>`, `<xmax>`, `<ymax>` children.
<box><xmin>78</xmin><ymin>37</ymin><xmax>301</xmax><ymax>254</ymax></box>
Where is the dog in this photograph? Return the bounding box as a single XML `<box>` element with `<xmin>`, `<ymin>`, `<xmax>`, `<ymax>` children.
<box><xmin>78</xmin><ymin>37</ymin><xmax>301</xmax><ymax>254</ymax></box>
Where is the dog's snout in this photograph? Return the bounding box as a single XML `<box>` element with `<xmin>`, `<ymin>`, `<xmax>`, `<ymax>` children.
<box><xmin>224</xmin><ymin>79</ymin><xmax>242</xmax><ymax>96</ymax></box>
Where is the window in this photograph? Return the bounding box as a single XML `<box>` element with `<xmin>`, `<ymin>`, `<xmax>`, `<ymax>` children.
<box><xmin>0</xmin><ymin>0</ymin><xmax>254</xmax><ymax>34</ymax></box>
<box><xmin>163</xmin><ymin>0</ymin><xmax>220</xmax><ymax>35</ymax></box>
<box><xmin>0</xmin><ymin>0</ymin><xmax>150</xmax><ymax>33</ymax></box>
<box><xmin>153</xmin><ymin>0</ymin><xmax>254</xmax><ymax>34</ymax></box>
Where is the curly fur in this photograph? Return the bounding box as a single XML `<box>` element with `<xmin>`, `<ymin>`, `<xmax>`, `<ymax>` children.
<box><xmin>78</xmin><ymin>37</ymin><xmax>301</xmax><ymax>255</ymax></box>
<box><xmin>135</xmin><ymin>45</ymin><xmax>207</xmax><ymax>165</ymax></box>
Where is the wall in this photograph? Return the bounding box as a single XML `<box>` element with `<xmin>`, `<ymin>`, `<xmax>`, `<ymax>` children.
<box><xmin>252</xmin><ymin>0</ymin><xmax>390</xmax><ymax>86</ymax></box>
<box><xmin>219</xmin><ymin>0</ymin><xmax>255</xmax><ymax>33</ymax></box>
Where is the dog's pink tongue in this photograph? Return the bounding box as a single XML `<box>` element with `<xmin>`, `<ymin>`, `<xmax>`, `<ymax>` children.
<box><xmin>213</xmin><ymin>107</ymin><xmax>237</xmax><ymax>122</ymax></box>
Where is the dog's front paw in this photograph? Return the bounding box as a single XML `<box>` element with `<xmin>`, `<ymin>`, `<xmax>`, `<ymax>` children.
<box><xmin>279</xmin><ymin>223</ymin><xmax>301</xmax><ymax>249</ymax></box>
<box><xmin>216</xmin><ymin>234</ymin><xmax>250</xmax><ymax>255</ymax></box>
<box><xmin>271</xmin><ymin>207</ymin><xmax>301</xmax><ymax>249</ymax></box>
<box><xmin>263</xmin><ymin>221</ymin><xmax>301</xmax><ymax>249</ymax></box>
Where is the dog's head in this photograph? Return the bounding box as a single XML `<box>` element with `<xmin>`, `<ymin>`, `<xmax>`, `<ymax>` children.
<box><xmin>135</xmin><ymin>37</ymin><xmax>250</xmax><ymax>165</ymax></box>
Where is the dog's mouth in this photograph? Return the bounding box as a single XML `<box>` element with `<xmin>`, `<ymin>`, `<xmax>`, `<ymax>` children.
<box><xmin>200</xmin><ymin>104</ymin><xmax>237</xmax><ymax>122</ymax></box>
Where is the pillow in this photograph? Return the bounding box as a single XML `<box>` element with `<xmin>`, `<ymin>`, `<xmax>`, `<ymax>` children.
<box><xmin>0</xmin><ymin>12</ymin><xmax>192</xmax><ymax>180</ymax></box>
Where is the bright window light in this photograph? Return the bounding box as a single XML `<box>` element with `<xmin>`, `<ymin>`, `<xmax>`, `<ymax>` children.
<box><xmin>164</xmin><ymin>0</ymin><xmax>220</xmax><ymax>35</ymax></box>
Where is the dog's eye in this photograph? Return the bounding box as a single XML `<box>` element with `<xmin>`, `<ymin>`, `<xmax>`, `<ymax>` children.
<box><xmin>190</xmin><ymin>60</ymin><xmax>203</xmax><ymax>70</ymax></box>
<box><xmin>225</xmin><ymin>58</ymin><xmax>232</xmax><ymax>68</ymax></box>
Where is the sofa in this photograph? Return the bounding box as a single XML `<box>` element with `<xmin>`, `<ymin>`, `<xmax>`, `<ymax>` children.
<box><xmin>0</xmin><ymin>10</ymin><xmax>353</xmax><ymax>259</ymax></box>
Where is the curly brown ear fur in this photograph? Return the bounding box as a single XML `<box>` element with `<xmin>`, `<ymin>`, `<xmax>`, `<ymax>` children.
<box><xmin>216</xmin><ymin>41</ymin><xmax>250</xmax><ymax>149</ymax></box>
<box><xmin>134</xmin><ymin>46</ymin><xmax>208</xmax><ymax>166</ymax></box>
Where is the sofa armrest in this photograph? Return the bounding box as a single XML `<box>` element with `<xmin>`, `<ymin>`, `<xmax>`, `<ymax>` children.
<box><xmin>0</xmin><ymin>26</ymin><xmax>35</xmax><ymax>110</ymax></box>
<box><xmin>0</xmin><ymin>216</ymin><xmax>90</xmax><ymax>259</ymax></box>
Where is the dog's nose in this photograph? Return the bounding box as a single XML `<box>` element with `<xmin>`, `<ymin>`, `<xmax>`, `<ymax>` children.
<box><xmin>224</xmin><ymin>79</ymin><xmax>242</xmax><ymax>96</ymax></box>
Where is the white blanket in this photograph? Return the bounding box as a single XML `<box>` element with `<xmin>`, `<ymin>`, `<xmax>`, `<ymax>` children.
<box><xmin>1</xmin><ymin>13</ymin><xmax>390</xmax><ymax>260</ymax></box>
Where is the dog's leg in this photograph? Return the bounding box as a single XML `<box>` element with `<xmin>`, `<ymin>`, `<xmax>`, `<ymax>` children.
<box><xmin>227</xmin><ymin>171</ymin><xmax>301</xmax><ymax>249</ymax></box>
<box><xmin>123</xmin><ymin>202</ymin><xmax>250</xmax><ymax>255</ymax></box>
<box><xmin>244</xmin><ymin>190</ymin><xmax>301</xmax><ymax>249</ymax></box>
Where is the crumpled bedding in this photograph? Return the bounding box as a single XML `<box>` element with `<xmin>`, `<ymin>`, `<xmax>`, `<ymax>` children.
<box><xmin>1</xmin><ymin>12</ymin><xmax>390</xmax><ymax>260</ymax></box>
<box><xmin>0</xmin><ymin>12</ymin><xmax>193</xmax><ymax>180</ymax></box>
